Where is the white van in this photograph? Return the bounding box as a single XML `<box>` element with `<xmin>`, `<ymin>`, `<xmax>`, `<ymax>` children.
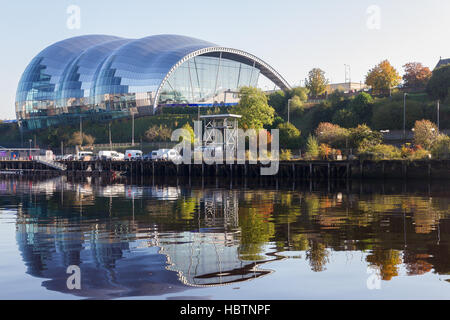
<box><xmin>124</xmin><ymin>150</ymin><xmax>143</xmax><ymax>160</ymax></box>
<box><xmin>150</xmin><ymin>149</ymin><xmax>180</xmax><ymax>162</ymax></box>
<box><xmin>98</xmin><ymin>150</ymin><xmax>115</xmax><ymax>160</ymax></box>
<box><xmin>160</xmin><ymin>149</ymin><xmax>182</xmax><ymax>163</ymax></box>
<box><xmin>76</xmin><ymin>151</ymin><xmax>93</xmax><ymax>161</ymax></box>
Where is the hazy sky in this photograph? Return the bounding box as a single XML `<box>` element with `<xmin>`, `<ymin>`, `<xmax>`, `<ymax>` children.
<box><xmin>1</xmin><ymin>0</ymin><xmax>449</xmax><ymax>119</ymax></box>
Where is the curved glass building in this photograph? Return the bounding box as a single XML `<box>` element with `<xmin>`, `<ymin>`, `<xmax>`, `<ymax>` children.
<box><xmin>16</xmin><ymin>34</ymin><xmax>291</xmax><ymax>129</ymax></box>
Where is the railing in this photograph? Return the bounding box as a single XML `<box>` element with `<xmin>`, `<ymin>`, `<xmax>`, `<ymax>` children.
<box><xmin>35</xmin><ymin>158</ymin><xmax>67</xmax><ymax>171</ymax></box>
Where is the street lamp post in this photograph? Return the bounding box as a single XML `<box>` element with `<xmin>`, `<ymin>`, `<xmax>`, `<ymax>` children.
<box><xmin>403</xmin><ymin>93</ymin><xmax>408</xmax><ymax>142</ymax></box>
<box><xmin>109</xmin><ymin>122</ymin><xmax>112</xmax><ymax>150</ymax></box>
<box><xmin>131</xmin><ymin>112</ymin><xmax>135</xmax><ymax>146</ymax></box>
<box><xmin>437</xmin><ymin>100</ymin><xmax>440</xmax><ymax>134</ymax></box>
<box><xmin>287</xmin><ymin>99</ymin><xmax>292</xmax><ymax>124</ymax></box>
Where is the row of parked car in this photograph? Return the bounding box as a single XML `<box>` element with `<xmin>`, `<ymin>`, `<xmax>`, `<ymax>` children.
<box><xmin>59</xmin><ymin>149</ymin><xmax>182</xmax><ymax>162</ymax></box>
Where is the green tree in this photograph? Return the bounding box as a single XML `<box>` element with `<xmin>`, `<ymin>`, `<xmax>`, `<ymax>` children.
<box><xmin>268</xmin><ymin>90</ymin><xmax>286</xmax><ymax>114</ymax></box>
<box><xmin>349</xmin><ymin>124</ymin><xmax>382</xmax><ymax>149</ymax></box>
<box><xmin>288</xmin><ymin>95</ymin><xmax>305</xmax><ymax>116</ymax></box>
<box><xmin>349</xmin><ymin>92</ymin><xmax>374</xmax><ymax>124</ymax></box>
<box><xmin>332</xmin><ymin>109</ymin><xmax>358</xmax><ymax>128</ymax></box>
<box><xmin>426</xmin><ymin>64</ymin><xmax>450</xmax><ymax>101</ymax></box>
<box><xmin>305</xmin><ymin>135</ymin><xmax>319</xmax><ymax>159</ymax></box>
<box><xmin>277</xmin><ymin>122</ymin><xmax>301</xmax><ymax>149</ymax></box>
<box><xmin>365</xmin><ymin>60</ymin><xmax>401</xmax><ymax>95</ymax></box>
<box><xmin>232</xmin><ymin>86</ymin><xmax>275</xmax><ymax>130</ymax></box>
<box><xmin>290</xmin><ymin>86</ymin><xmax>309</xmax><ymax>102</ymax></box>
<box><xmin>305</xmin><ymin>68</ymin><xmax>328</xmax><ymax>97</ymax></box>
<box><xmin>178</xmin><ymin>123</ymin><xmax>195</xmax><ymax>144</ymax></box>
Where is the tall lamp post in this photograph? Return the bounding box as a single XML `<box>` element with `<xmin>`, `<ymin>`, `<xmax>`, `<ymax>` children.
<box><xmin>437</xmin><ymin>100</ymin><xmax>440</xmax><ymax>134</ymax></box>
<box><xmin>403</xmin><ymin>93</ymin><xmax>408</xmax><ymax>142</ymax></box>
<box><xmin>287</xmin><ymin>98</ymin><xmax>292</xmax><ymax>124</ymax></box>
<box><xmin>131</xmin><ymin>112</ymin><xmax>135</xmax><ymax>146</ymax></box>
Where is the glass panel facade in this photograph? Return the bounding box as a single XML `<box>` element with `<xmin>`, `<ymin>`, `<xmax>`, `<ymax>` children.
<box><xmin>159</xmin><ymin>55</ymin><xmax>259</xmax><ymax>106</ymax></box>
<box><xmin>15</xmin><ymin>35</ymin><xmax>275</xmax><ymax>130</ymax></box>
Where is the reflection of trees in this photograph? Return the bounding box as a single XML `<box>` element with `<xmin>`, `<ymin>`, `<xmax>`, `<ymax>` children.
<box><xmin>238</xmin><ymin>207</ymin><xmax>275</xmax><ymax>261</ymax></box>
<box><xmin>366</xmin><ymin>249</ymin><xmax>402</xmax><ymax>280</ymax></box>
<box><xmin>404</xmin><ymin>252</ymin><xmax>433</xmax><ymax>276</ymax></box>
<box><xmin>4</xmin><ymin>177</ymin><xmax>450</xmax><ymax>282</ymax></box>
<box><xmin>306</xmin><ymin>241</ymin><xmax>330</xmax><ymax>272</ymax></box>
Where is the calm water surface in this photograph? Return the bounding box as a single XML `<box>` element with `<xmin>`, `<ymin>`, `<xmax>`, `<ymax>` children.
<box><xmin>0</xmin><ymin>176</ymin><xmax>450</xmax><ymax>299</ymax></box>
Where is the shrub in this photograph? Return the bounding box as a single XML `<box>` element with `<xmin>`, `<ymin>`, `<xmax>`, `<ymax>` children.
<box><xmin>348</xmin><ymin>124</ymin><xmax>382</xmax><ymax>149</ymax></box>
<box><xmin>144</xmin><ymin>125</ymin><xmax>172</xmax><ymax>142</ymax></box>
<box><xmin>413</xmin><ymin>119</ymin><xmax>439</xmax><ymax>150</ymax></box>
<box><xmin>280</xmin><ymin>149</ymin><xmax>292</xmax><ymax>161</ymax></box>
<box><xmin>431</xmin><ymin>134</ymin><xmax>450</xmax><ymax>159</ymax></box>
<box><xmin>315</xmin><ymin>122</ymin><xmax>349</xmax><ymax>149</ymax></box>
<box><xmin>319</xmin><ymin>143</ymin><xmax>332</xmax><ymax>160</ymax></box>
<box><xmin>305</xmin><ymin>135</ymin><xmax>319</xmax><ymax>159</ymax></box>
<box><xmin>357</xmin><ymin>144</ymin><xmax>401</xmax><ymax>160</ymax></box>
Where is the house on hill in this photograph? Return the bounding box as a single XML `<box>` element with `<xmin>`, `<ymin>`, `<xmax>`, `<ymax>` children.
<box><xmin>435</xmin><ymin>57</ymin><xmax>450</xmax><ymax>69</ymax></box>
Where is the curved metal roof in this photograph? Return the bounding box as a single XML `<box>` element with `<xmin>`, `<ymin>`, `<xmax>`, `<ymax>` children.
<box><xmin>16</xmin><ymin>34</ymin><xmax>291</xmax><ymax>111</ymax></box>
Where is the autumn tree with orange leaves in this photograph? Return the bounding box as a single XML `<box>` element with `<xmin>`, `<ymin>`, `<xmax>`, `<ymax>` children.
<box><xmin>402</xmin><ymin>62</ymin><xmax>431</xmax><ymax>89</ymax></box>
<box><xmin>365</xmin><ymin>60</ymin><xmax>401</xmax><ymax>95</ymax></box>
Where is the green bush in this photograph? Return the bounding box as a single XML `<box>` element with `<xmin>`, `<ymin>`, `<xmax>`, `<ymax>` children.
<box><xmin>357</xmin><ymin>144</ymin><xmax>401</xmax><ymax>160</ymax></box>
<box><xmin>304</xmin><ymin>135</ymin><xmax>319</xmax><ymax>159</ymax></box>
<box><xmin>277</xmin><ymin>122</ymin><xmax>301</xmax><ymax>149</ymax></box>
<box><xmin>280</xmin><ymin>149</ymin><xmax>292</xmax><ymax>161</ymax></box>
<box><xmin>431</xmin><ymin>135</ymin><xmax>450</xmax><ymax>159</ymax></box>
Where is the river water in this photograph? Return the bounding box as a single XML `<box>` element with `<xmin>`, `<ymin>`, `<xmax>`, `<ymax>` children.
<box><xmin>0</xmin><ymin>176</ymin><xmax>449</xmax><ymax>299</ymax></box>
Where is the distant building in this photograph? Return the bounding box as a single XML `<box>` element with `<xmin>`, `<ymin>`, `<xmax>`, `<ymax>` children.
<box><xmin>325</xmin><ymin>82</ymin><xmax>368</xmax><ymax>93</ymax></box>
<box><xmin>435</xmin><ymin>57</ymin><xmax>450</xmax><ymax>69</ymax></box>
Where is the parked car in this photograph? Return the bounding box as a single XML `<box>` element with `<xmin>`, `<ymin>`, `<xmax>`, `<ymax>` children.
<box><xmin>143</xmin><ymin>152</ymin><xmax>153</xmax><ymax>160</ymax></box>
<box><xmin>150</xmin><ymin>149</ymin><xmax>165</xmax><ymax>161</ymax></box>
<box><xmin>124</xmin><ymin>150</ymin><xmax>143</xmax><ymax>160</ymax></box>
<box><xmin>111</xmin><ymin>152</ymin><xmax>125</xmax><ymax>161</ymax></box>
<box><xmin>62</xmin><ymin>154</ymin><xmax>74</xmax><ymax>161</ymax></box>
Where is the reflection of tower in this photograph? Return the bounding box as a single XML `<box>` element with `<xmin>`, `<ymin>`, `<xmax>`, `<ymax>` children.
<box><xmin>202</xmin><ymin>190</ymin><xmax>239</xmax><ymax>229</ymax></box>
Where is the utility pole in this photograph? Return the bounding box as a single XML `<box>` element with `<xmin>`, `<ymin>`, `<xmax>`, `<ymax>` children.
<box><xmin>437</xmin><ymin>100</ymin><xmax>440</xmax><ymax>134</ymax></box>
<box><xmin>61</xmin><ymin>141</ymin><xmax>64</xmax><ymax>156</ymax></box>
<box><xmin>131</xmin><ymin>112</ymin><xmax>135</xmax><ymax>146</ymax></box>
<box><xmin>109</xmin><ymin>122</ymin><xmax>112</xmax><ymax>149</ymax></box>
<box><xmin>287</xmin><ymin>99</ymin><xmax>292</xmax><ymax>124</ymax></box>
<box><xmin>79</xmin><ymin>116</ymin><xmax>83</xmax><ymax>146</ymax></box>
<box><xmin>403</xmin><ymin>93</ymin><xmax>408</xmax><ymax>142</ymax></box>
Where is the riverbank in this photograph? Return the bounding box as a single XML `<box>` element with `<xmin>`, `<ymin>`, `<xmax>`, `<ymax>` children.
<box><xmin>1</xmin><ymin>159</ymin><xmax>449</xmax><ymax>179</ymax></box>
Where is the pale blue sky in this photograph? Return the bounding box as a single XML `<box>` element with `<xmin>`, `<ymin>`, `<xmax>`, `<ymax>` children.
<box><xmin>1</xmin><ymin>0</ymin><xmax>449</xmax><ymax>119</ymax></box>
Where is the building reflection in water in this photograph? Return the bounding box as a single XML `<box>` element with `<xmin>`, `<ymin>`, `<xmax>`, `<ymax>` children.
<box><xmin>6</xmin><ymin>177</ymin><xmax>277</xmax><ymax>298</ymax></box>
<box><xmin>2</xmin><ymin>176</ymin><xmax>450</xmax><ymax>299</ymax></box>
